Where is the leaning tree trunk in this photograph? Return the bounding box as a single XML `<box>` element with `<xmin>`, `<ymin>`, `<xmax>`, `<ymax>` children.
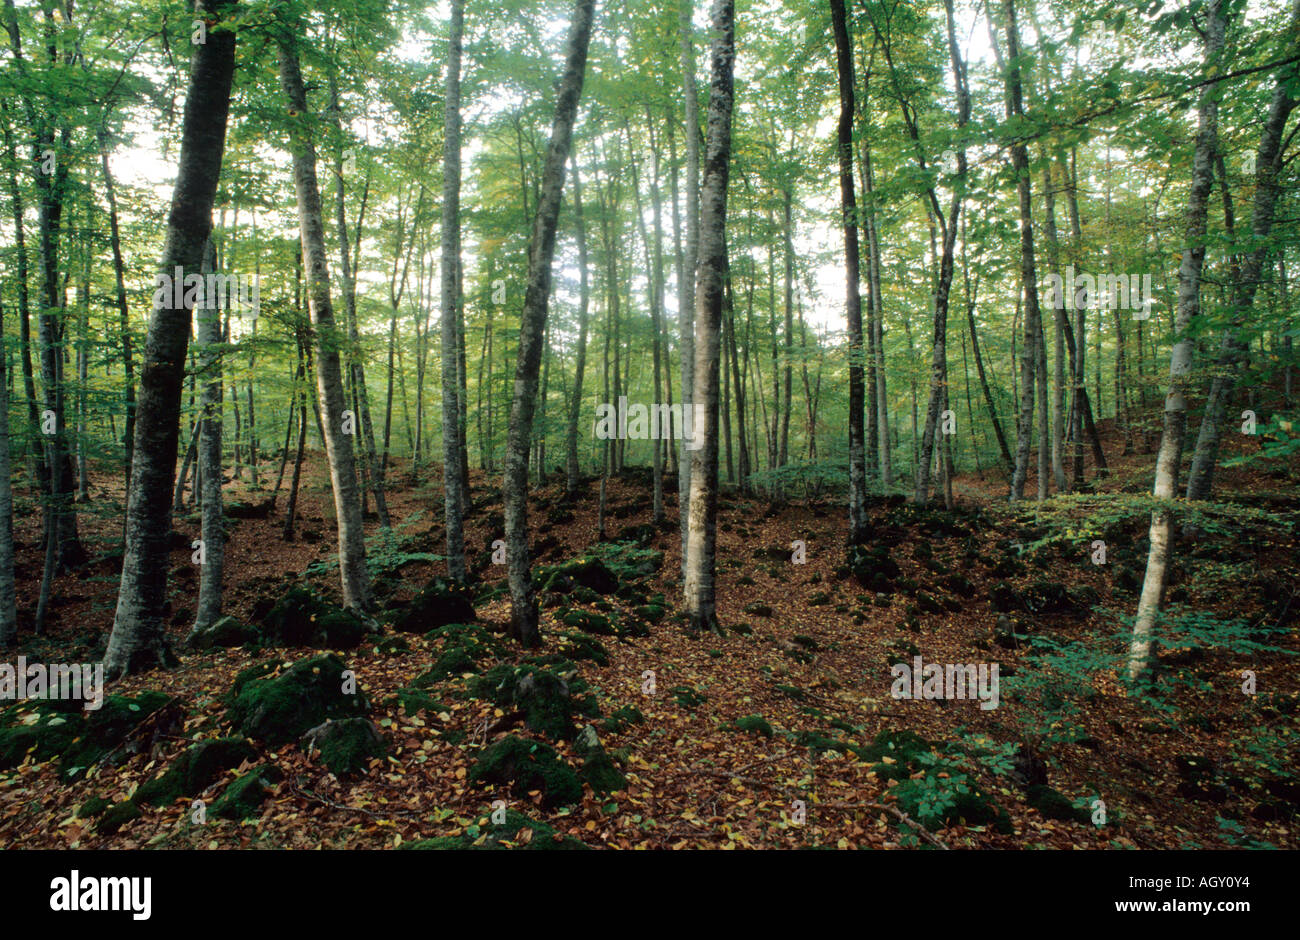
<box><xmin>189</xmin><ymin>240</ymin><xmax>224</xmax><ymax>637</ymax></box>
<box><xmin>829</xmin><ymin>0</ymin><xmax>868</xmax><ymax>544</ymax></box>
<box><xmin>1185</xmin><ymin>12</ymin><xmax>1299</xmax><ymax>500</ymax></box>
<box><xmin>683</xmin><ymin>0</ymin><xmax>735</xmax><ymax>635</ymax></box>
<box><xmin>502</xmin><ymin>0</ymin><xmax>596</xmax><ymax>648</ymax></box>
<box><xmin>1128</xmin><ymin>0</ymin><xmax>1226</xmax><ymax>680</ymax></box>
<box><xmin>104</xmin><ymin>0</ymin><xmax>238</xmax><ymax>679</ymax></box>
<box><xmin>278</xmin><ymin>23</ymin><xmax>372</xmax><ymax>612</ymax></box>
<box><xmin>440</xmin><ymin>0</ymin><xmax>469</xmax><ymax>582</ymax></box>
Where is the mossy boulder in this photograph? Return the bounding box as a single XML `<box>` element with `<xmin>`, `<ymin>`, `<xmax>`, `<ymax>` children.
<box><xmin>560</xmin><ymin>609</ymin><xmax>617</xmax><ymax>636</ymax></box>
<box><xmin>733</xmin><ymin>714</ymin><xmax>774</xmax><ymax>737</ymax></box>
<box><xmin>0</xmin><ymin>691</ymin><xmax>173</xmax><ymax>778</ymax></box>
<box><xmin>1025</xmin><ymin>784</ymin><xmax>1091</xmax><ymax>823</ymax></box>
<box><xmin>402</xmin><ymin>808</ymin><xmax>586</xmax><ymax>850</ymax></box>
<box><xmin>536</xmin><ymin>557</ymin><xmax>619</xmax><ymax>596</ymax></box>
<box><xmin>554</xmin><ymin>631</ymin><xmax>610</xmax><ymax>666</ymax></box>
<box><xmin>78</xmin><ymin>795</ymin><xmax>111</xmax><ymax>819</ymax></box>
<box><xmin>848</xmin><ymin>544</ymin><xmax>901</xmax><ymax>593</ymax></box>
<box><xmin>189</xmin><ymin>615</ymin><xmax>259</xmax><ymax>650</ymax></box>
<box><xmin>390</xmin><ymin>578</ymin><xmax>477</xmax><ymax>633</ymax></box>
<box><xmin>467</xmin><ymin>735</ymin><xmax>582</xmax><ymax>808</ymax></box>
<box><xmin>210</xmin><ymin>767</ymin><xmax>273</xmax><ymax>821</ymax></box>
<box><xmin>632</xmin><ymin>604</ymin><xmax>665</xmax><ymax>624</ymax></box>
<box><xmin>601</xmin><ymin>705</ymin><xmax>645</xmax><ymax>734</ymax></box>
<box><xmin>134</xmin><ymin>737</ymin><xmax>256</xmax><ymax>807</ymax></box>
<box><xmin>670</xmin><ymin>685</ymin><xmax>707</xmax><ymax>709</ymax></box>
<box><xmin>468</xmin><ymin>663</ymin><xmax>599</xmax><ymax>740</ymax></box>
<box><xmin>258</xmin><ymin>585</ymin><xmax>368</xmax><ymax>649</ymax></box>
<box><xmin>301</xmin><ymin>718</ymin><xmax>387</xmax><ymax>776</ymax></box>
<box><xmin>225</xmin><ymin>654</ymin><xmax>368</xmax><ymax>745</ymax></box>
<box><xmin>94</xmin><ymin>800</ymin><xmax>142</xmax><ymax>835</ymax></box>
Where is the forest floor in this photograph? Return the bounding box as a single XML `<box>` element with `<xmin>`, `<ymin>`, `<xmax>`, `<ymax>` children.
<box><xmin>1</xmin><ymin>418</ymin><xmax>1297</xmax><ymax>850</ymax></box>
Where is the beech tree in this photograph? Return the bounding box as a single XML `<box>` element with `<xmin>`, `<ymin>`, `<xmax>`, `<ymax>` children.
<box><xmin>103</xmin><ymin>0</ymin><xmax>239</xmax><ymax>678</ymax></box>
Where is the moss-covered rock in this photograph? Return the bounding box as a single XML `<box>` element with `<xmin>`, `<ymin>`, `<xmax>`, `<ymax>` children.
<box><xmin>579</xmin><ymin>745</ymin><xmax>626</xmax><ymax>793</ymax></box>
<box><xmin>560</xmin><ymin>609</ymin><xmax>616</xmax><ymax>636</ymax></box>
<box><xmin>535</xmin><ymin>557</ymin><xmax>619</xmax><ymax>596</ymax></box>
<box><xmin>0</xmin><ymin>691</ymin><xmax>173</xmax><ymax>778</ymax></box>
<box><xmin>468</xmin><ymin>735</ymin><xmax>582</xmax><ymax>807</ymax></box>
<box><xmin>670</xmin><ymin>685</ymin><xmax>707</xmax><ymax>709</ymax></box>
<box><xmin>189</xmin><ymin>615</ymin><xmax>259</xmax><ymax>650</ymax></box>
<box><xmin>733</xmin><ymin>714</ymin><xmax>774</xmax><ymax>737</ymax></box>
<box><xmin>211</xmin><ymin>767</ymin><xmax>272</xmax><ymax>820</ymax></box>
<box><xmin>134</xmin><ymin>737</ymin><xmax>256</xmax><ymax>807</ymax></box>
<box><xmin>554</xmin><ymin>631</ymin><xmax>610</xmax><ymax>666</ymax></box>
<box><xmin>401</xmin><ymin>808</ymin><xmax>586</xmax><ymax>850</ymax></box>
<box><xmin>468</xmin><ymin>663</ymin><xmax>599</xmax><ymax>740</ymax></box>
<box><xmin>389</xmin><ymin>578</ymin><xmax>477</xmax><ymax>634</ymax></box>
<box><xmin>78</xmin><ymin>795</ymin><xmax>111</xmax><ymax>819</ymax></box>
<box><xmin>225</xmin><ymin>654</ymin><xmax>368</xmax><ymax>745</ymax></box>
<box><xmin>94</xmin><ymin>800</ymin><xmax>141</xmax><ymax>835</ymax></box>
<box><xmin>601</xmin><ymin>705</ymin><xmax>645</xmax><ymax>734</ymax></box>
<box><xmin>1025</xmin><ymin>784</ymin><xmax>1091</xmax><ymax>823</ymax></box>
<box><xmin>301</xmin><ymin>718</ymin><xmax>386</xmax><ymax>776</ymax></box>
<box><xmin>632</xmin><ymin>604</ymin><xmax>666</xmax><ymax>624</ymax></box>
<box><xmin>258</xmin><ymin>585</ymin><xmax>368</xmax><ymax>649</ymax></box>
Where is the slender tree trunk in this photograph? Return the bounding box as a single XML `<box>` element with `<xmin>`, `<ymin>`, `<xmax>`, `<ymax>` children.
<box><xmin>678</xmin><ymin>0</ymin><xmax>700</xmax><ymax>580</ymax></box>
<box><xmin>1129</xmin><ymin>0</ymin><xmax>1226</xmax><ymax>680</ymax></box>
<box><xmin>439</xmin><ymin>0</ymin><xmax>468</xmax><ymax>582</ymax></box>
<box><xmin>0</xmin><ymin>295</ymin><xmax>16</xmax><ymax>647</ymax></box>
<box><xmin>277</xmin><ymin>23</ymin><xmax>371</xmax><ymax>612</ymax></box>
<box><xmin>105</xmin><ymin>0</ymin><xmax>238</xmax><ymax>677</ymax></box>
<box><xmin>503</xmin><ymin>0</ymin><xmax>596</xmax><ymax>647</ymax></box>
<box><xmin>190</xmin><ymin>240</ymin><xmax>224</xmax><ymax>635</ymax></box>
<box><xmin>830</xmin><ymin>0</ymin><xmax>868</xmax><ymax>542</ymax></box>
<box><xmin>566</xmin><ymin>155</ymin><xmax>591</xmax><ymax>497</ymax></box>
<box><xmin>683</xmin><ymin>0</ymin><xmax>735</xmax><ymax>635</ymax></box>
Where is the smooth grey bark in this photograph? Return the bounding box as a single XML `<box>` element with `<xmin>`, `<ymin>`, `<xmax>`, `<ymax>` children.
<box><xmin>440</xmin><ymin>0</ymin><xmax>468</xmax><ymax>582</ymax></box>
<box><xmin>190</xmin><ymin>240</ymin><xmax>224</xmax><ymax>636</ymax></box>
<box><xmin>1000</xmin><ymin>0</ymin><xmax>1044</xmax><ymax>502</ymax></box>
<box><xmin>329</xmin><ymin>74</ymin><xmax>389</xmax><ymax>530</ymax></box>
<box><xmin>1129</xmin><ymin>0</ymin><xmax>1226</xmax><ymax>680</ymax></box>
<box><xmin>678</xmin><ymin>0</ymin><xmax>700</xmax><ymax>580</ymax></box>
<box><xmin>565</xmin><ymin>155</ymin><xmax>591</xmax><ymax>497</ymax></box>
<box><xmin>277</xmin><ymin>23</ymin><xmax>371</xmax><ymax>612</ymax></box>
<box><xmin>683</xmin><ymin>0</ymin><xmax>734</xmax><ymax>634</ymax></box>
<box><xmin>105</xmin><ymin>0</ymin><xmax>238</xmax><ymax>678</ymax></box>
<box><xmin>502</xmin><ymin>0</ymin><xmax>596</xmax><ymax>647</ymax></box>
<box><xmin>829</xmin><ymin>0</ymin><xmax>868</xmax><ymax>543</ymax></box>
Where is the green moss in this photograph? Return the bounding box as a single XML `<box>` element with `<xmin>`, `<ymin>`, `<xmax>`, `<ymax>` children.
<box><xmin>1025</xmin><ymin>784</ymin><xmax>1091</xmax><ymax>824</ymax></box>
<box><xmin>632</xmin><ymin>604</ymin><xmax>665</xmax><ymax>624</ymax></box>
<box><xmin>560</xmin><ymin>609</ymin><xmax>616</xmax><ymax>636</ymax></box>
<box><xmin>601</xmin><ymin>705</ymin><xmax>645</xmax><ymax>734</ymax></box>
<box><xmin>134</xmin><ymin>737</ymin><xmax>256</xmax><ymax>807</ymax></box>
<box><xmin>670</xmin><ymin>685</ymin><xmax>707</xmax><ymax>709</ymax></box>
<box><xmin>733</xmin><ymin>714</ymin><xmax>774</xmax><ymax>737</ymax></box>
<box><xmin>554</xmin><ymin>631</ymin><xmax>610</xmax><ymax>666</ymax></box>
<box><xmin>401</xmin><ymin>808</ymin><xmax>587</xmax><ymax>850</ymax></box>
<box><xmin>0</xmin><ymin>692</ymin><xmax>172</xmax><ymax>778</ymax></box>
<box><xmin>580</xmin><ymin>746</ymin><xmax>627</xmax><ymax>793</ymax></box>
<box><xmin>95</xmin><ymin>800</ymin><xmax>142</xmax><ymax>835</ymax></box>
<box><xmin>260</xmin><ymin>585</ymin><xmax>367</xmax><ymax>648</ymax></box>
<box><xmin>389</xmin><ymin>578</ymin><xmax>477</xmax><ymax>633</ymax></box>
<box><xmin>304</xmin><ymin>718</ymin><xmax>387</xmax><ymax>776</ymax></box>
<box><xmin>78</xmin><ymin>795</ymin><xmax>111</xmax><ymax>819</ymax></box>
<box><xmin>468</xmin><ymin>735</ymin><xmax>582</xmax><ymax>808</ymax></box>
<box><xmin>225</xmin><ymin>654</ymin><xmax>368</xmax><ymax>745</ymax></box>
<box><xmin>394</xmin><ymin>687</ymin><xmax>442</xmax><ymax>715</ymax></box>
<box><xmin>211</xmin><ymin>768</ymin><xmax>271</xmax><ymax>820</ymax></box>
<box><xmin>468</xmin><ymin>663</ymin><xmax>599</xmax><ymax>740</ymax></box>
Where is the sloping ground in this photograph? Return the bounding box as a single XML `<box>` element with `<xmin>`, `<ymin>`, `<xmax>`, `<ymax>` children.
<box><xmin>0</xmin><ymin>429</ymin><xmax>1296</xmax><ymax>850</ymax></box>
